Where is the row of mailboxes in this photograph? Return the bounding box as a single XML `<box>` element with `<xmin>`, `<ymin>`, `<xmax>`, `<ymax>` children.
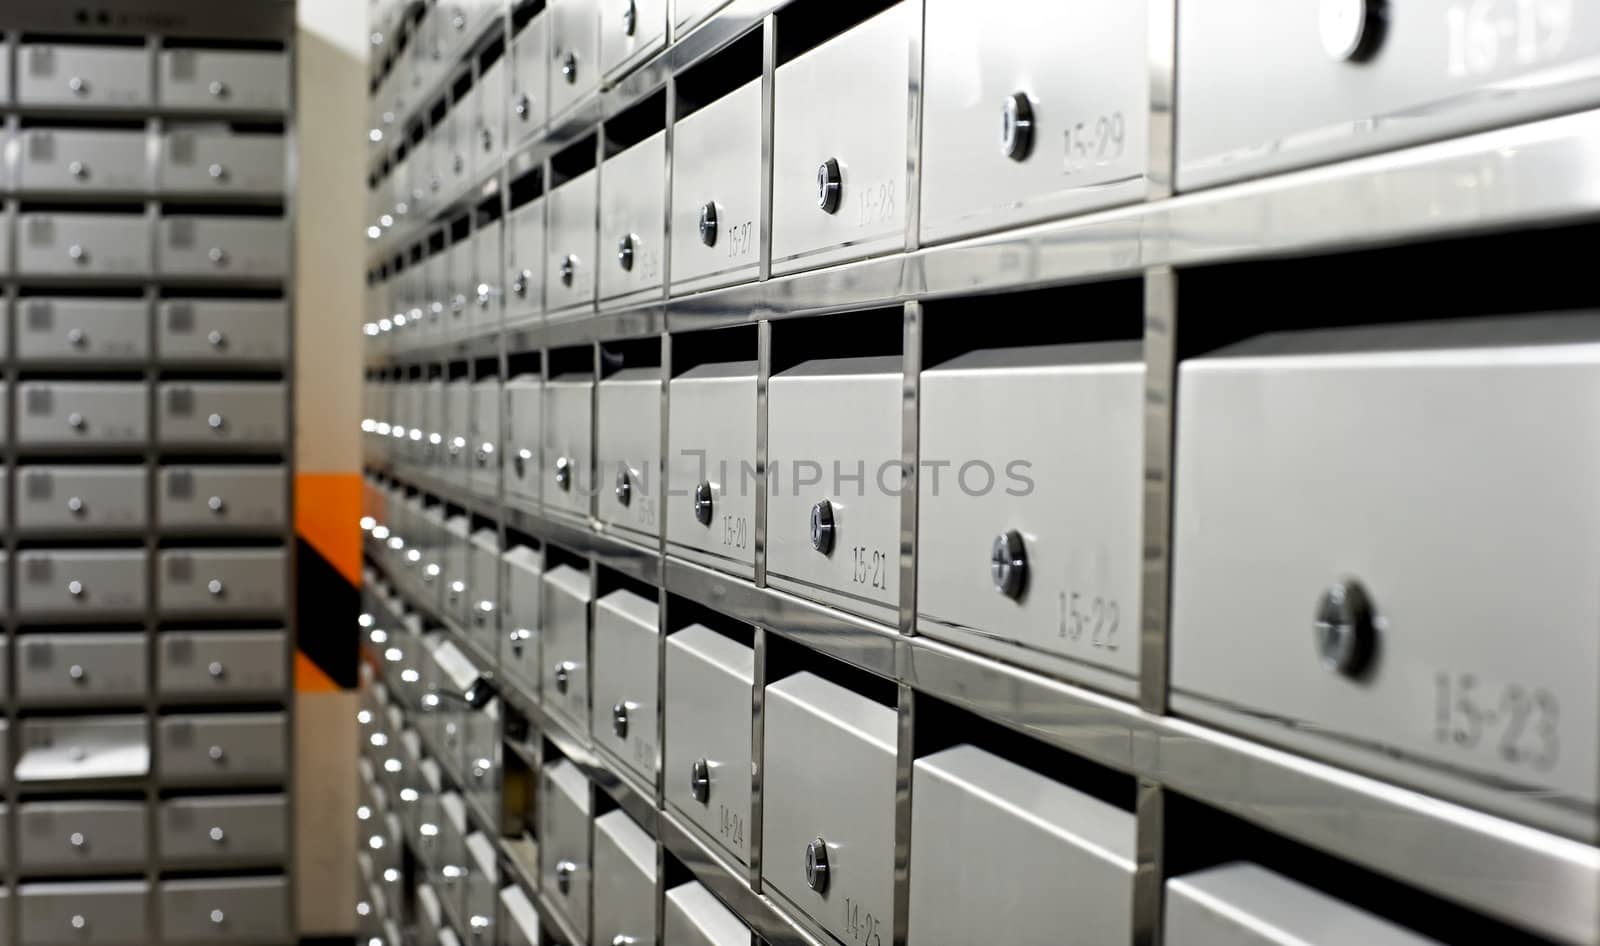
<box><xmin>0</xmin><ymin>548</ymin><xmax>288</xmax><ymax>620</ymax></box>
<box><xmin>3</xmin><ymin>127</ymin><xmax>286</xmax><ymax>197</ymax></box>
<box><xmin>0</xmin><ymin>630</ymin><xmax>288</xmax><ymax>706</ymax></box>
<box><xmin>0</xmin><ymin>712</ymin><xmax>286</xmax><ymax>786</ymax></box>
<box><xmin>366</xmin><ymin>220</ymin><xmax>501</xmax><ymax>343</ymax></box>
<box><xmin>1</xmin><ymin>299</ymin><xmax>289</xmax><ymax>367</ymax></box>
<box><xmin>0</xmin><ymin>795</ymin><xmax>288</xmax><ymax>874</ymax></box>
<box><xmin>9</xmin><ymin>381</ymin><xmax>287</xmax><ymax>451</ymax></box>
<box><xmin>1</xmin><ymin>43</ymin><xmax>288</xmax><ymax>113</ymax></box>
<box><xmin>0</xmin><ymin>876</ymin><xmax>290</xmax><ymax>946</ymax></box>
<box><xmin>0</xmin><ymin>465</ymin><xmax>285</xmax><ymax>535</ymax></box>
<box><xmin>0</xmin><ymin>214</ymin><xmax>289</xmax><ymax>279</ymax></box>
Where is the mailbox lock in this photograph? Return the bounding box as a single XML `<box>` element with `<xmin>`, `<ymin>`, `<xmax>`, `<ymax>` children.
<box><xmin>622</xmin><ymin>0</ymin><xmax>638</xmax><ymax>35</ymax></box>
<box><xmin>810</xmin><ymin>499</ymin><xmax>836</xmax><ymax>554</ymax></box>
<box><xmin>71</xmin><ymin>915</ymin><xmax>88</xmax><ymax>931</ymax></box>
<box><xmin>67</xmin><ymin>496</ymin><xmax>85</xmax><ymax>515</ymax></box>
<box><xmin>209</xmin><ymin>661</ymin><xmax>226</xmax><ymax>678</ymax></box>
<box><xmin>68</xmin><ymin>244</ymin><xmax>88</xmax><ymax>263</ymax></box>
<box><xmin>513</xmin><ymin>269</ymin><xmax>531</xmax><ymax>297</ymax></box>
<box><xmin>67</xmin><ymin>580</ymin><xmax>85</xmax><ymax>597</ymax></box>
<box><xmin>816</xmin><ymin>158</ymin><xmax>842</xmax><ymax>214</ymax></box>
<box><xmin>208</xmin><ymin>578</ymin><xmax>225</xmax><ymax>596</ymax></box>
<box><xmin>615</xmin><ymin>468</ymin><xmax>632</xmax><ymax>505</ymax></box>
<box><xmin>515</xmin><ymin>94</ymin><xmax>532</xmax><ymax>120</ymax></box>
<box><xmin>208</xmin><ymin>79</ymin><xmax>229</xmax><ymax>98</ymax></box>
<box><xmin>693</xmin><ymin>480</ymin><xmax>714</xmax><ymax>525</ymax></box>
<box><xmin>509</xmin><ymin>627</ymin><xmax>531</xmax><ymax>656</ymax></box>
<box><xmin>1320</xmin><ymin>0</ymin><xmax>1386</xmax><ymax>62</ymax></box>
<box><xmin>690</xmin><ymin>757</ymin><xmax>710</xmax><ymax>803</ymax></box>
<box><xmin>561</xmin><ymin>52</ymin><xmax>579</xmax><ymax>84</ymax></box>
<box><xmin>209</xmin><ymin>162</ymin><xmax>228</xmax><ymax>180</ymax></box>
<box><xmin>209</xmin><ymin>826</ymin><xmax>227</xmax><ymax>843</ymax></box>
<box><xmin>1001</xmin><ymin>92</ymin><xmax>1035</xmax><ymax>161</ymax></box>
<box><xmin>68</xmin><ymin>160</ymin><xmax>88</xmax><ymax>180</ymax></box>
<box><xmin>210</xmin><ymin>910</ymin><xmax>226</xmax><ymax>926</ymax></box>
<box><xmin>555</xmin><ymin>455</ymin><xmax>573</xmax><ymax>490</ymax></box>
<box><xmin>559</xmin><ymin>254</ymin><xmax>578</xmax><ymax>287</ymax></box>
<box><xmin>617</xmin><ymin>233</ymin><xmax>637</xmax><ymax>272</ymax></box>
<box><xmin>68</xmin><ymin>412</ymin><xmax>87</xmax><ymax>430</ymax></box>
<box><xmin>804</xmin><ymin>837</ymin><xmax>830</xmax><ymax>892</ymax></box>
<box><xmin>612</xmin><ymin>701</ymin><xmax>629</xmax><ymax>738</ymax></box>
<box><xmin>208</xmin><ymin>412</ymin><xmax>226</xmax><ymax>430</ymax></box>
<box><xmin>69</xmin><ymin>832</ymin><xmax>86</xmax><ymax>848</ymax></box>
<box><xmin>554</xmin><ymin>660</ymin><xmax>576</xmax><ymax>693</ymax></box>
<box><xmin>555</xmin><ymin>859</ymin><xmax>577</xmax><ymax>894</ymax></box>
<box><xmin>990</xmin><ymin>530</ymin><xmax>1027</xmax><ymax>599</ymax></box>
<box><xmin>68</xmin><ymin>664</ymin><xmax>86</xmax><ymax>682</ymax></box>
<box><xmin>66</xmin><ymin>327</ymin><xmax>87</xmax><ymax>348</ymax></box>
<box><xmin>208</xmin><ymin>246</ymin><xmax>230</xmax><ymax>266</ymax></box>
<box><xmin>208</xmin><ymin>329</ymin><xmax>228</xmax><ymax>349</ymax></box>
<box><xmin>452</xmin><ymin>152</ymin><xmax>465</xmax><ymax>175</ymax></box>
<box><xmin>68</xmin><ymin>76</ymin><xmax>89</xmax><ymax>96</ymax></box>
<box><xmin>208</xmin><ymin>495</ymin><xmax>226</xmax><ymax>513</ymax></box>
<box><xmin>1313</xmin><ymin>578</ymin><xmax>1379</xmax><ymax>677</ymax></box>
<box><xmin>481</xmin><ymin>127</ymin><xmax>494</xmax><ymax>152</ymax></box>
<box><xmin>698</xmin><ymin>202</ymin><xmax>718</xmax><ymax>247</ymax></box>
<box><xmin>208</xmin><ymin>745</ymin><xmax>226</xmax><ymax>762</ymax></box>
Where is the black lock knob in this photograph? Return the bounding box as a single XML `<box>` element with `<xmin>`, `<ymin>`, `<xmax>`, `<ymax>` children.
<box><xmin>612</xmin><ymin>701</ymin><xmax>629</xmax><ymax>738</ymax></box>
<box><xmin>990</xmin><ymin>530</ymin><xmax>1027</xmax><ymax>599</ymax></box>
<box><xmin>810</xmin><ymin>499</ymin><xmax>835</xmax><ymax>554</ymax></box>
<box><xmin>698</xmin><ymin>202</ymin><xmax>718</xmax><ymax>247</ymax></box>
<box><xmin>816</xmin><ymin>158</ymin><xmax>842</xmax><ymax>214</ymax></box>
<box><xmin>1001</xmin><ymin>92</ymin><xmax>1034</xmax><ymax>161</ymax></box>
<box><xmin>1313</xmin><ymin>578</ymin><xmax>1379</xmax><ymax>677</ymax></box>
<box><xmin>693</xmin><ymin>481</ymin><xmax>714</xmax><ymax>525</ymax></box>
<box><xmin>690</xmin><ymin>757</ymin><xmax>710</xmax><ymax>803</ymax></box>
<box><xmin>617</xmin><ymin>233</ymin><xmax>636</xmax><ymax>272</ymax></box>
<box><xmin>615</xmin><ymin>468</ymin><xmax>632</xmax><ymax>506</ymax></box>
<box><xmin>804</xmin><ymin>837</ymin><xmax>829</xmax><ymax>892</ymax></box>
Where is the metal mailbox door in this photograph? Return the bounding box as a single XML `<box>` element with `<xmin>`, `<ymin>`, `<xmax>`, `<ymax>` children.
<box><xmin>505</xmin><ymin>374</ymin><xmax>543</xmax><ymax>505</ymax></box>
<box><xmin>17</xmin><ymin>129</ymin><xmax>149</xmax><ymax>194</ymax></box>
<box><xmin>591</xmin><ymin>588</ymin><xmax>659</xmax><ymax>783</ymax></box>
<box><xmin>158</xmin><ymin>465</ymin><xmax>288</xmax><ymax>533</ymax></box>
<box><xmin>158</xmin><ymin>381</ymin><xmax>287</xmax><ymax>450</ymax></box>
<box><xmin>17</xmin><ymin>44</ymin><xmax>152</xmax><ymax>108</ymax></box>
<box><xmin>542</xmin><ymin>374</ymin><xmax>594</xmax><ymax>520</ymax></box>
<box><xmin>159</xmin><ymin>876</ymin><xmax>291</xmax><ymax>944</ymax></box>
<box><xmin>17</xmin><ymin>880</ymin><xmax>150</xmax><ymax>946</ymax></box>
<box><xmin>665</xmin><ymin>881</ymin><xmax>750</xmax><ymax>946</ymax></box>
<box><xmin>159</xmin><ymin>129</ymin><xmax>287</xmax><ymax>196</ymax></box>
<box><xmin>664</xmin><ymin>624</ymin><xmax>754</xmax><ymax>865</ymax></box>
<box><xmin>17</xmin><ymin>382</ymin><xmax>148</xmax><ymax>449</ymax></box>
<box><xmin>16</xmin><ymin>466</ymin><xmax>147</xmax><ymax>536</ymax></box>
<box><xmin>158</xmin><ymin>49</ymin><xmax>290</xmax><ymax>112</ymax></box>
<box><xmin>666</xmin><ymin>362</ymin><xmax>758</xmax><ymax>577</ymax></box>
<box><xmin>159</xmin><ymin>795</ymin><xmax>289</xmax><ymax>869</ymax></box>
<box><xmin>670</xmin><ymin>77</ymin><xmax>761</xmax><ymax>292</ymax></box>
<box><xmin>18</xmin><ymin>802</ymin><xmax>148</xmax><ymax>875</ymax></box>
<box><xmin>545</xmin><ymin>169</ymin><xmax>599</xmax><ymax>313</ymax></box>
<box><xmin>541</xmin><ymin>564</ymin><xmax>593</xmax><ymax>731</ymax></box>
<box><xmin>158</xmin><ymin>217</ymin><xmax>289</xmax><ymax>279</ymax></box>
<box><xmin>593</xmin><ymin>810</ymin><xmax>658</xmax><ymax>946</ymax></box>
<box><xmin>1165</xmin><ymin>864</ymin><xmax>1442</xmax><ymax>946</ymax></box>
<box><xmin>16</xmin><ymin>298</ymin><xmax>148</xmax><ymax>365</ymax></box>
<box><xmin>598</xmin><ymin>130</ymin><xmax>666</xmax><ymax>300</ymax></box>
<box><xmin>500</xmin><ymin>546</ymin><xmax>543</xmax><ymax>695</ymax></box>
<box><xmin>16</xmin><ymin>634</ymin><xmax>148</xmax><ymax>707</ymax></box>
<box><xmin>596</xmin><ymin>367</ymin><xmax>661</xmax><ymax>539</ymax></box>
<box><xmin>157</xmin><ymin>300</ymin><xmax>289</xmax><ymax>366</ymax></box>
<box><xmin>159</xmin><ymin>548</ymin><xmax>287</xmax><ymax>618</ymax></box>
<box><xmin>16</xmin><ymin>550</ymin><xmax>148</xmax><ymax>620</ymax></box>
<box><xmin>539</xmin><ymin>759</ymin><xmax>592</xmax><ymax>941</ymax></box>
<box><xmin>158</xmin><ymin>713</ymin><xmax>287</xmax><ymax>787</ymax></box>
<box><xmin>548</xmin><ymin>0</ymin><xmax>600</xmax><ymax>118</ymax></box>
<box><xmin>159</xmin><ymin>631</ymin><xmax>289</xmax><ymax>702</ymax></box>
<box><xmin>17</xmin><ymin>214</ymin><xmax>151</xmax><ymax>277</ymax></box>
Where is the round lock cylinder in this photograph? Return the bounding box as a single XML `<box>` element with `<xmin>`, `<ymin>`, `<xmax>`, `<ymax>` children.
<box><xmin>816</xmin><ymin>158</ymin><xmax>842</xmax><ymax>214</ymax></box>
<box><xmin>617</xmin><ymin>233</ymin><xmax>637</xmax><ymax>272</ymax></box>
<box><xmin>1001</xmin><ymin>92</ymin><xmax>1035</xmax><ymax>161</ymax></box>
<box><xmin>690</xmin><ymin>757</ymin><xmax>710</xmax><ymax>803</ymax></box>
<box><xmin>555</xmin><ymin>859</ymin><xmax>577</xmax><ymax>894</ymax></box>
<box><xmin>559</xmin><ymin>254</ymin><xmax>578</xmax><ymax>287</ymax></box>
<box><xmin>615</xmin><ymin>468</ymin><xmax>632</xmax><ymax>506</ymax></box>
<box><xmin>1319</xmin><ymin>0</ymin><xmax>1386</xmax><ymax>62</ymax></box>
<box><xmin>209</xmin><ymin>163</ymin><xmax>228</xmax><ymax>180</ymax></box>
<box><xmin>804</xmin><ymin>837</ymin><xmax>829</xmax><ymax>893</ymax></box>
<box><xmin>208</xmin><ymin>79</ymin><xmax>229</xmax><ymax>98</ymax></box>
<box><xmin>554</xmin><ymin>660</ymin><xmax>576</xmax><ymax>693</ymax></box>
<box><xmin>698</xmin><ymin>202</ymin><xmax>718</xmax><ymax>247</ymax></box>
<box><xmin>612</xmin><ymin>701</ymin><xmax>629</xmax><ymax>739</ymax></box>
<box><xmin>561</xmin><ymin>52</ymin><xmax>579</xmax><ymax>84</ymax></box>
<box><xmin>1313</xmin><ymin>577</ymin><xmax>1380</xmax><ymax>677</ymax></box>
<box><xmin>622</xmin><ymin>0</ymin><xmax>638</xmax><ymax>36</ymax></box>
<box><xmin>508</xmin><ymin>627</ymin><xmax>531</xmax><ymax>656</ymax></box>
<box><xmin>515</xmin><ymin>94</ymin><xmax>531</xmax><ymax>120</ymax></box>
<box><xmin>68</xmin><ymin>160</ymin><xmax>88</xmax><ymax>180</ymax></box>
<box><xmin>809</xmin><ymin>499</ymin><xmax>835</xmax><ymax>554</ymax></box>
<box><xmin>513</xmin><ymin>269</ymin><xmax>531</xmax><ymax>297</ymax></box>
<box><xmin>555</xmin><ymin>455</ymin><xmax>573</xmax><ymax>490</ymax></box>
<box><xmin>693</xmin><ymin>481</ymin><xmax>714</xmax><ymax>525</ymax></box>
<box><xmin>67</xmin><ymin>496</ymin><xmax>85</xmax><ymax>515</ymax></box>
<box><xmin>990</xmin><ymin>530</ymin><xmax>1027</xmax><ymax>599</ymax></box>
<box><xmin>68</xmin><ymin>76</ymin><xmax>89</xmax><ymax>96</ymax></box>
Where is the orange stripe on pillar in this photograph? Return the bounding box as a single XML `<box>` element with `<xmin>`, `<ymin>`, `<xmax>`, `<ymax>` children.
<box><xmin>295</xmin><ymin>650</ymin><xmax>341</xmax><ymax>693</ymax></box>
<box><xmin>295</xmin><ymin>471</ymin><xmax>362</xmax><ymax>587</ymax></box>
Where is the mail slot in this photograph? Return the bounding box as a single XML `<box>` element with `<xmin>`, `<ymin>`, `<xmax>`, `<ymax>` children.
<box><xmin>1166</xmin><ymin>863</ymin><xmax>1441</xmax><ymax>945</ymax></box>
<box><xmin>591</xmin><ymin>588</ymin><xmax>659</xmax><ymax>784</ymax></box>
<box><xmin>158</xmin><ymin>713</ymin><xmax>287</xmax><ymax>787</ymax></box>
<box><xmin>666</xmin><ymin>361</ymin><xmax>757</xmax><ymax>577</ymax></box>
<box><xmin>17</xmin><ymin>43</ymin><xmax>152</xmax><ymax>108</ymax></box>
<box><xmin>18</xmin><ymin>880</ymin><xmax>149</xmax><ymax>946</ymax></box>
<box><xmin>19</xmin><ymin>802</ymin><xmax>147</xmax><ymax>875</ymax></box>
<box><xmin>1170</xmin><ymin>316</ymin><xmax>1600</xmax><ymax>831</ymax></box>
<box><xmin>17</xmin><ymin>129</ymin><xmax>150</xmax><ymax>194</ymax></box>
<box><xmin>665</xmin><ymin>624</ymin><xmax>754</xmax><ymax>865</ymax></box>
<box><xmin>17</xmin><ymin>634</ymin><xmax>148</xmax><ymax>707</ymax></box>
<box><xmin>158</xmin><ymin>300</ymin><xmax>289</xmax><ymax>366</ymax></box>
<box><xmin>159</xmin><ymin>216</ymin><xmax>288</xmax><ymax>278</ymax></box>
<box><xmin>16</xmin><ymin>382</ymin><xmax>148</xmax><ymax>448</ymax></box>
<box><xmin>16</xmin><ymin>466</ymin><xmax>147</xmax><ymax>535</ymax></box>
<box><xmin>16</xmin><ymin>550</ymin><xmax>147</xmax><ymax>620</ymax></box>
<box><xmin>763</xmin><ymin>672</ymin><xmax>897</xmax><ymax>941</ymax></box>
<box><xmin>597</xmin><ymin>367</ymin><xmax>660</xmax><ymax>539</ymax></box>
<box><xmin>158</xmin><ymin>466</ymin><xmax>287</xmax><ymax>533</ymax></box>
<box><xmin>160</xmin><ymin>795</ymin><xmax>288</xmax><ymax>869</ymax></box>
<box><xmin>160</xmin><ymin>548</ymin><xmax>287</xmax><ymax>618</ymax></box>
<box><xmin>919</xmin><ymin>342</ymin><xmax>1144</xmax><ymax>696</ymax></box>
<box><xmin>594</xmin><ymin>809</ymin><xmax>658</xmax><ymax>946</ymax></box>
<box><xmin>542</xmin><ymin>564</ymin><xmax>593</xmax><ymax>731</ymax></box>
<box><xmin>160</xmin><ymin>129</ymin><xmax>286</xmax><ymax>195</ymax></box>
<box><xmin>159</xmin><ymin>49</ymin><xmax>290</xmax><ymax>113</ymax></box>
<box><xmin>159</xmin><ymin>630</ymin><xmax>288</xmax><ymax>702</ymax></box>
<box><xmin>540</xmin><ymin>759</ymin><xmax>592</xmax><ymax>941</ymax></box>
<box><xmin>159</xmin><ymin>381</ymin><xmax>287</xmax><ymax>450</ymax></box>
<box><xmin>16</xmin><ymin>298</ymin><xmax>148</xmax><ymax>365</ymax></box>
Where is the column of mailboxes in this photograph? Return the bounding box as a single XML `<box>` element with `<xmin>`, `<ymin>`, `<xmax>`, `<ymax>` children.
<box><xmin>358</xmin><ymin>0</ymin><xmax>1600</xmax><ymax>945</ymax></box>
<box><xmin>0</xmin><ymin>36</ymin><xmax>295</xmax><ymax>944</ymax></box>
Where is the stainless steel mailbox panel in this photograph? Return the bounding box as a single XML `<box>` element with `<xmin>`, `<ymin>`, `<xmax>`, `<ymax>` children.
<box><xmin>17</xmin><ymin>44</ymin><xmax>152</xmax><ymax>108</ymax></box>
<box><xmin>500</xmin><ymin>546</ymin><xmax>542</xmax><ymax>694</ymax></box>
<box><xmin>158</xmin><ymin>713</ymin><xmax>287</xmax><ymax>786</ymax></box>
<box><xmin>17</xmin><ymin>129</ymin><xmax>149</xmax><ymax>194</ymax></box>
<box><xmin>1166</xmin><ymin>864</ymin><xmax>1441</xmax><ymax>946</ymax></box>
<box><xmin>16</xmin><ymin>550</ymin><xmax>147</xmax><ymax>620</ymax></box>
<box><xmin>17</xmin><ymin>214</ymin><xmax>150</xmax><ymax>277</ymax></box>
<box><xmin>767</xmin><ymin>356</ymin><xmax>902</xmax><ymax>616</ymax></box>
<box><xmin>596</xmin><ymin>367</ymin><xmax>660</xmax><ymax>539</ymax></box>
<box><xmin>159</xmin><ymin>382</ymin><xmax>286</xmax><ymax>450</ymax></box>
<box><xmin>159</xmin><ymin>631</ymin><xmax>288</xmax><ymax>702</ymax></box>
<box><xmin>543</xmin><ymin>373</ymin><xmax>593</xmax><ymax>519</ymax></box>
<box><xmin>671</xmin><ymin>78</ymin><xmax>761</xmax><ymax>291</ymax></box>
<box><xmin>160</xmin><ymin>876</ymin><xmax>290</xmax><ymax>944</ymax></box>
<box><xmin>666</xmin><ymin>362</ymin><xmax>757</xmax><ymax>576</ymax></box>
<box><xmin>909</xmin><ymin>745</ymin><xmax>1136</xmax><ymax>943</ymax></box>
<box><xmin>600</xmin><ymin>0</ymin><xmax>664</xmax><ymax>77</ymax></box>
<box><xmin>159</xmin><ymin>49</ymin><xmax>290</xmax><ymax>113</ymax></box>
<box><xmin>546</xmin><ymin>169</ymin><xmax>599</xmax><ymax>312</ymax></box>
<box><xmin>16</xmin><ymin>298</ymin><xmax>147</xmax><ymax>364</ymax></box>
<box><xmin>506</xmin><ymin>199</ymin><xmax>544</xmax><ymax>318</ymax></box>
<box><xmin>541</xmin><ymin>564</ymin><xmax>593</xmax><ymax>731</ymax></box>
<box><xmin>920</xmin><ymin>0</ymin><xmax>1148</xmax><ymax>243</ymax></box>
<box><xmin>158</xmin><ymin>466</ymin><xmax>287</xmax><ymax>533</ymax></box>
<box><xmin>476</xmin><ymin>55</ymin><xmax>507</xmax><ymax>164</ymax></box>
<box><xmin>1176</xmin><ymin>0</ymin><xmax>1600</xmax><ymax>190</ymax></box>
<box><xmin>158</xmin><ymin>300</ymin><xmax>287</xmax><ymax>366</ymax></box>
<box><xmin>158</xmin><ymin>217</ymin><xmax>288</xmax><ymax>278</ymax></box>
<box><xmin>17</xmin><ymin>382</ymin><xmax>147</xmax><ymax>448</ymax></box>
<box><xmin>1170</xmin><ymin>318</ymin><xmax>1600</xmax><ymax>824</ymax></box>
<box><xmin>549</xmin><ymin>0</ymin><xmax>600</xmax><ymax>118</ymax></box>
<box><xmin>18</xmin><ymin>881</ymin><xmax>149</xmax><ymax>946</ymax></box>
<box><xmin>510</xmin><ymin>15</ymin><xmax>549</xmax><ymax>139</ymax></box>
<box><xmin>665</xmin><ymin>624</ymin><xmax>753</xmax><ymax>864</ymax></box>
<box><xmin>771</xmin><ymin>3</ymin><xmax>912</xmax><ymax>274</ymax></box>
<box><xmin>505</xmin><ymin>374</ymin><xmax>542</xmax><ymax>504</ymax></box>
<box><xmin>918</xmin><ymin>343</ymin><xmax>1144</xmax><ymax>695</ymax></box>
<box><xmin>539</xmin><ymin>759</ymin><xmax>592</xmax><ymax>940</ymax></box>
<box><xmin>665</xmin><ymin>881</ymin><xmax>749</xmax><ymax>946</ymax></box>
<box><xmin>159</xmin><ymin>795</ymin><xmax>289</xmax><ymax>868</ymax></box>
<box><xmin>16</xmin><ymin>466</ymin><xmax>147</xmax><ymax>535</ymax></box>
<box><xmin>594</xmin><ymin>810</ymin><xmax>658</xmax><ymax>946</ymax></box>
<box><xmin>763</xmin><ymin>672</ymin><xmax>897</xmax><ymax>940</ymax></box>
<box><xmin>599</xmin><ymin>131</ymin><xmax>666</xmax><ymax>300</ymax></box>
<box><xmin>18</xmin><ymin>802</ymin><xmax>147</xmax><ymax>874</ymax></box>
<box><xmin>591</xmin><ymin>588</ymin><xmax>659</xmax><ymax>783</ymax></box>
<box><xmin>17</xmin><ymin>634</ymin><xmax>148</xmax><ymax>707</ymax></box>
<box><xmin>160</xmin><ymin>129</ymin><xmax>286</xmax><ymax>196</ymax></box>
<box><xmin>160</xmin><ymin>548</ymin><xmax>287</xmax><ymax>618</ymax></box>
<box><xmin>15</xmin><ymin>716</ymin><xmax>148</xmax><ymax>782</ymax></box>
<box><xmin>469</xmin><ymin>378</ymin><xmax>500</xmax><ymax>496</ymax></box>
